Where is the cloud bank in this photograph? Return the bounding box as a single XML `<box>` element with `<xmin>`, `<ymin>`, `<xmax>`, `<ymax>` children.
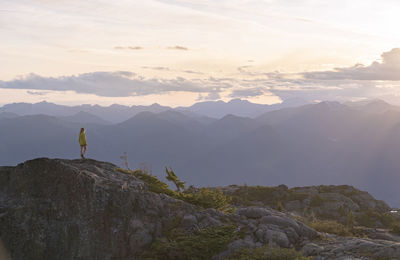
<box><xmin>114</xmin><ymin>46</ymin><xmax>143</xmax><ymax>50</ymax></box>
<box><xmin>262</xmin><ymin>48</ymin><xmax>400</xmax><ymax>103</ymax></box>
<box><xmin>2</xmin><ymin>49</ymin><xmax>400</xmax><ymax>104</ymax></box>
<box><xmin>0</xmin><ymin>71</ymin><xmax>229</xmax><ymax>99</ymax></box>
<box><xmin>167</xmin><ymin>46</ymin><xmax>189</xmax><ymax>51</ymax></box>
<box><xmin>303</xmin><ymin>48</ymin><xmax>400</xmax><ymax>81</ymax></box>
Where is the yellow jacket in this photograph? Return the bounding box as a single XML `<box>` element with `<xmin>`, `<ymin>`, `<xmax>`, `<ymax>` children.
<box><xmin>79</xmin><ymin>132</ymin><xmax>87</xmax><ymax>146</ymax></box>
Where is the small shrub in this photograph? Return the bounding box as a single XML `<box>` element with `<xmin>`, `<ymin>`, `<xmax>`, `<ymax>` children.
<box><xmin>379</xmin><ymin>212</ymin><xmax>397</xmax><ymax>227</ymax></box>
<box><xmin>163</xmin><ymin>216</ymin><xmax>184</xmax><ymax>237</ymax></box>
<box><xmin>120</xmin><ymin>152</ymin><xmax>130</xmax><ymax>170</ymax></box>
<box><xmin>118</xmin><ymin>168</ymin><xmax>232</xmax><ymax>212</ymax></box>
<box><xmin>355</xmin><ymin>210</ymin><xmax>398</xmax><ymax>229</ymax></box>
<box><xmin>140</xmin><ymin>225</ymin><xmax>240</xmax><ymax>260</ymax></box>
<box><xmin>117</xmin><ymin>168</ymin><xmax>176</xmax><ymax>196</ymax></box>
<box><xmin>230</xmin><ymin>186</ymin><xmax>283</xmax><ymax>207</ymax></box>
<box><xmin>286</xmin><ymin>192</ymin><xmax>309</xmax><ymax>202</ymax></box>
<box><xmin>165</xmin><ymin>167</ymin><xmax>186</xmax><ymax>192</ymax></box>
<box><xmin>180</xmin><ymin>188</ymin><xmax>232</xmax><ymax>213</ymax></box>
<box><xmin>310</xmin><ymin>195</ymin><xmax>324</xmax><ymax>207</ymax></box>
<box><xmin>310</xmin><ymin>220</ymin><xmax>353</xmax><ymax>236</ymax></box>
<box><xmin>277</xmin><ymin>201</ymin><xmax>284</xmax><ymax>212</ymax></box>
<box><xmin>226</xmin><ymin>246</ymin><xmax>311</xmax><ymax>260</ymax></box>
<box><xmin>390</xmin><ymin>222</ymin><xmax>400</xmax><ymax>235</ymax></box>
<box><xmin>356</xmin><ymin>209</ymin><xmax>382</xmax><ymax>228</ymax></box>
<box><xmin>345</xmin><ymin>211</ymin><xmax>356</xmax><ymax>228</ymax></box>
<box><xmin>341</xmin><ymin>189</ymin><xmax>359</xmax><ymax>198</ymax></box>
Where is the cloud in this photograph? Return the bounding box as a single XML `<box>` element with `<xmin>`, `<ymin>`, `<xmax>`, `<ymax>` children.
<box><xmin>27</xmin><ymin>90</ymin><xmax>49</xmax><ymax>96</ymax></box>
<box><xmin>141</xmin><ymin>66</ymin><xmax>171</xmax><ymax>71</ymax></box>
<box><xmin>303</xmin><ymin>48</ymin><xmax>400</xmax><ymax>81</ymax></box>
<box><xmin>226</xmin><ymin>48</ymin><xmax>400</xmax><ymax>104</ymax></box>
<box><xmin>229</xmin><ymin>88</ymin><xmax>265</xmax><ymax>98</ymax></box>
<box><xmin>4</xmin><ymin>49</ymin><xmax>400</xmax><ymax>104</ymax></box>
<box><xmin>167</xmin><ymin>46</ymin><xmax>189</xmax><ymax>51</ymax></box>
<box><xmin>182</xmin><ymin>70</ymin><xmax>203</xmax><ymax>75</ymax></box>
<box><xmin>67</xmin><ymin>49</ymin><xmax>89</xmax><ymax>53</ymax></box>
<box><xmin>141</xmin><ymin>67</ymin><xmax>203</xmax><ymax>74</ymax></box>
<box><xmin>114</xmin><ymin>46</ymin><xmax>143</xmax><ymax>50</ymax></box>
<box><xmin>0</xmin><ymin>71</ymin><xmax>232</xmax><ymax>98</ymax></box>
<box><xmin>196</xmin><ymin>92</ymin><xmax>221</xmax><ymax>101</ymax></box>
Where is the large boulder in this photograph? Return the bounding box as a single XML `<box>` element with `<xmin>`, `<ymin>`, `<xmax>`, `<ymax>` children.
<box><xmin>0</xmin><ymin>158</ymin><xmax>210</xmax><ymax>259</ymax></box>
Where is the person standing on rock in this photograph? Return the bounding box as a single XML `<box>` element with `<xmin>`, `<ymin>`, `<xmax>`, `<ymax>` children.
<box><xmin>79</xmin><ymin>128</ymin><xmax>88</xmax><ymax>159</ymax></box>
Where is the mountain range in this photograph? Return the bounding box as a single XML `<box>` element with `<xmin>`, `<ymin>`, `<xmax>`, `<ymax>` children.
<box><xmin>0</xmin><ymin>98</ymin><xmax>308</xmax><ymax>123</ymax></box>
<box><xmin>1</xmin><ymin>98</ymin><xmax>400</xmax><ymax>206</ymax></box>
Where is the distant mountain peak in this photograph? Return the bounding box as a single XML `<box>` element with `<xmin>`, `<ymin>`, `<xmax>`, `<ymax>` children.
<box><xmin>344</xmin><ymin>98</ymin><xmax>398</xmax><ymax>114</ymax></box>
<box><xmin>345</xmin><ymin>98</ymin><xmax>389</xmax><ymax>107</ymax></box>
<box><xmin>228</xmin><ymin>98</ymin><xmax>251</xmax><ymax>104</ymax></box>
<box><xmin>220</xmin><ymin>113</ymin><xmax>249</xmax><ymax>120</ymax></box>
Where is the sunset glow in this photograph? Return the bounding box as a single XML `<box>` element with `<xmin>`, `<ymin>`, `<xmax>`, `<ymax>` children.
<box><xmin>2</xmin><ymin>0</ymin><xmax>400</xmax><ymax>106</ymax></box>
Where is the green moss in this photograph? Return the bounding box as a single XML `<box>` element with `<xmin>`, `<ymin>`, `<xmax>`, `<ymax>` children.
<box><xmin>309</xmin><ymin>220</ymin><xmax>353</xmax><ymax>236</ymax></box>
<box><xmin>230</xmin><ymin>186</ymin><xmax>287</xmax><ymax>209</ymax></box>
<box><xmin>163</xmin><ymin>216</ymin><xmax>184</xmax><ymax>237</ymax></box>
<box><xmin>286</xmin><ymin>192</ymin><xmax>309</xmax><ymax>202</ymax></box>
<box><xmin>140</xmin><ymin>225</ymin><xmax>241</xmax><ymax>260</ymax></box>
<box><xmin>390</xmin><ymin>222</ymin><xmax>400</xmax><ymax>235</ymax></box>
<box><xmin>230</xmin><ymin>186</ymin><xmax>313</xmax><ymax>211</ymax></box>
<box><xmin>379</xmin><ymin>212</ymin><xmax>397</xmax><ymax>227</ymax></box>
<box><xmin>356</xmin><ymin>209</ymin><xmax>383</xmax><ymax>228</ymax></box>
<box><xmin>225</xmin><ymin>246</ymin><xmax>311</xmax><ymax>260</ymax></box>
<box><xmin>309</xmin><ymin>195</ymin><xmax>324</xmax><ymax>208</ymax></box>
<box><xmin>179</xmin><ymin>188</ymin><xmax>233</xmax><ymax>213</ymax></box>
<box><xmin>355</xmin><ymin>210</ymin><xmax>398</xmax><ymax>229</ymax></box>
<box><xmin>277</xmin><ymin>201</ymin><xmax>284</xmax><ymax>212</ymax></box>
<box><xmin>345</xmin><ymin>211</ymin><xmax>356</xmax><ymax>228</ymax></box>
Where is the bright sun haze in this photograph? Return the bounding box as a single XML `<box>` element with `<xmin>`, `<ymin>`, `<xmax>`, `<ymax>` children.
<box><xmin>1</xmin><ymin>0</ymin><xmax>400</xmax><ymax>106</ymax></box>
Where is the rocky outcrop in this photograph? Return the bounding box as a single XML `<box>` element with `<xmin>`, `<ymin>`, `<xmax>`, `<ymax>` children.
<box><xmin>1</xmin><ymin>158</ymin><xmax>400</xmax><ymax>260</ymax></box>
<box><xmin>223</xmin><ymin>184</ymin><xmax>392</xmax><ymax>227</ymax></box>
<box><xmin>0</xmin><ymin>158</ymin><xmax>316</xmax><ymax>259</ymax></box>
<box><xmin>302</xmin><ymin>235</ymin><xmax>400</xmax><ymax>260</ymax></box>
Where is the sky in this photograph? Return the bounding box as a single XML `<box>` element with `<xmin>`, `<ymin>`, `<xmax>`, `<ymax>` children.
<box><xmin>1</xmin><ymin>0</ymin><xmax>400</xmax><ymax>107</ymax></box>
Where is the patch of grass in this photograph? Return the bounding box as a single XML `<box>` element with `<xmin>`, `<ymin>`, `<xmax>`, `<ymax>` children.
<box><xmin>345</xmin><ymin>211</ymin><xmax>356</xmax><ymax>228</ymax></box>
<box><xmin>390</xmin><ymin>222</ymin><xmax>400</xmax><ymax>235</ymax></box>
<box><xmin>356</xmin><ymin>209</ymin><xmax>384</xmax><ymax>228</ymax></box>
<box><xmin>277</xmin><ymin>200</ymin><xmax>284</xmax><ymax>212</ymax></box>
<box><xmin>231</xmin><ymin>186</ymin><xmax>277</xmax><ymax>205</ymax></box>
<box><xmin>118</xmin><ymin>168</ymin><xmax>232</xmax><ymax>212</ymax></box>
<box><xmin>140</xmin><ymin>225</ymin><xmax>241</xmax><ymax>260</ymax></box>
<box><xmin>118</xmin><ymin>168</ymin><xmax>177</xmax><ymax>196</ymax></box>
<box><xmin>309</xmin><ymin>195</ymin><xmax>324</xmax><ymax>208</ymax></box>
<box><xmin>286</xmin><ymin>192</ymin><xmax>309</xmax><ymax>202</ymax></box>
<box><xmin>230</xmin><ymin>185</ymin><xmax>294</xmax><ymax>210</ymax></box>
<box><xmin>163</xmin><ymin>216</ymin><xmax>184</xmax><ymax>237</ymax></box>
<box><xmin>225</xmin><ymin>246</ymin><xmax>311</xmax><ymax>260</ymax></box>
<box><xmin>309</xmin><ymin>220</ymin><xmax>353</xmax><ymax>237</ymax></box>
<box><xmin>230</xmin><ymin>186</ymin><xmax>319</xmax><ymax>211</ymax></box>
<box><xmin>355</xmin><ymin>210</ymin><xmax>399</xmax><ymax>229</ymax></box>
<box><xmin>179</xmin><ymin>188</ymin><xmax>233</xmax><ymax>213</ymax></box>
<box><xmin>379</xmin><ymin>212</ymin><xmax>397</xmax><ymax>227</ymax></box>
